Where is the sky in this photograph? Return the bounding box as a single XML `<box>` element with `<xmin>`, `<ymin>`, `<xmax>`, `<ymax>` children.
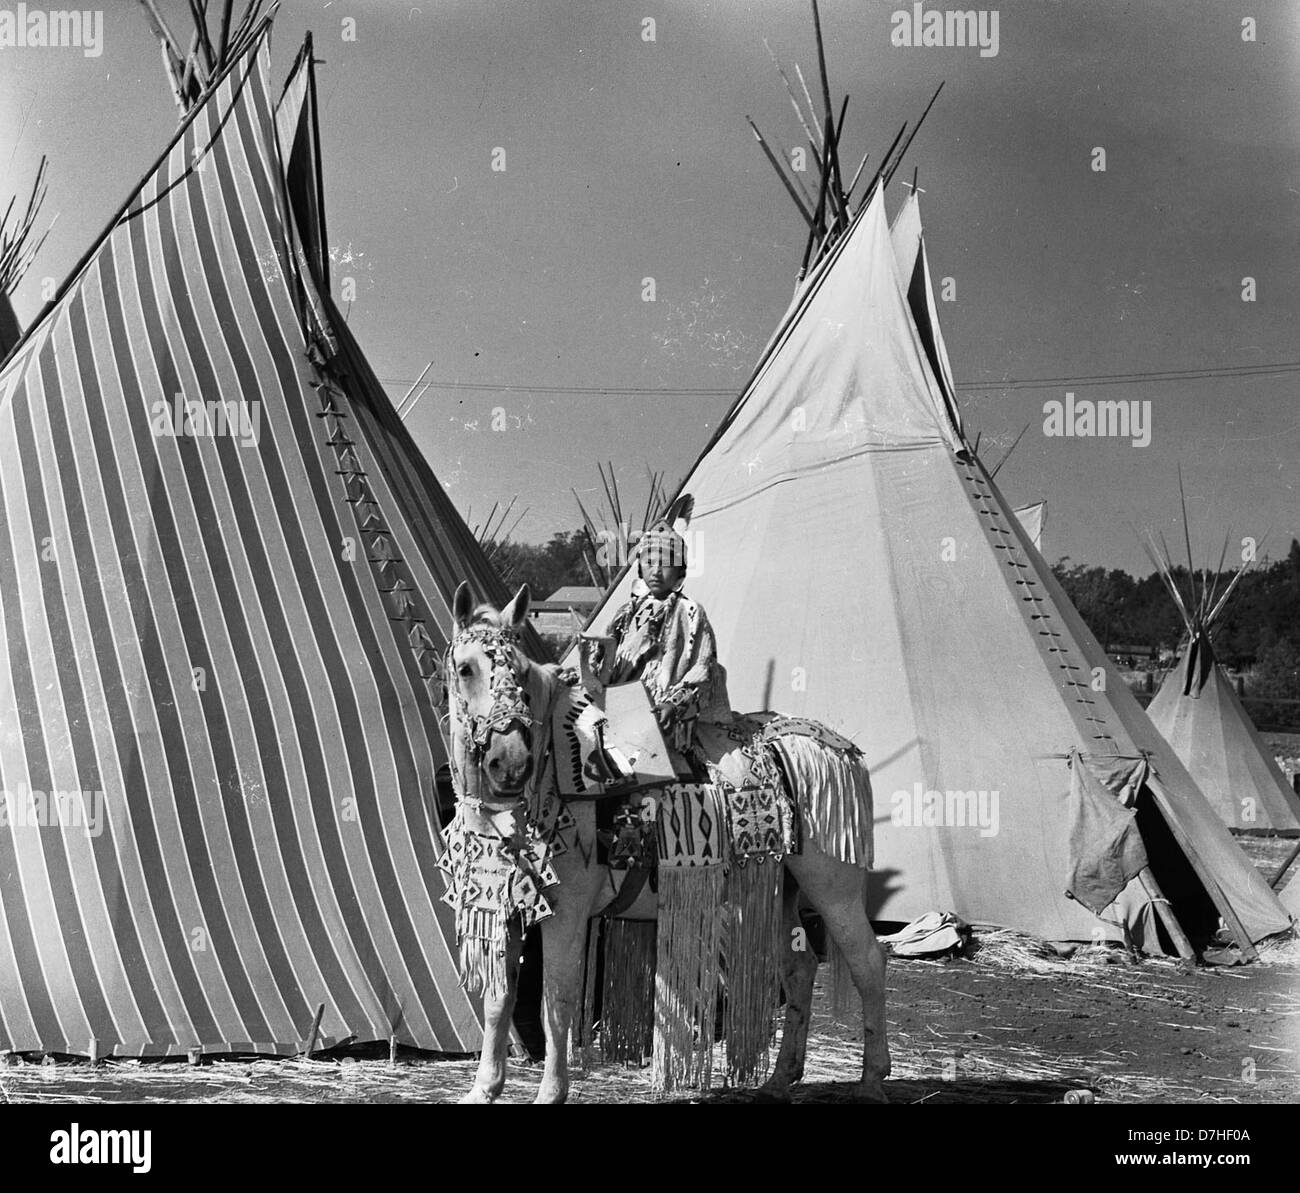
<box><xmin>2</xmin><ymin>0</ymin><xmax>1297</xmax><ymax>575</ymax></box>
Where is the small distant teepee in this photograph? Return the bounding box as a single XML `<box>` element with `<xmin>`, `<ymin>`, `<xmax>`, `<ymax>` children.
<box><xmin>1141</xmin><ymin>486</ymin><xmax>1300</xmax><ymax>836</ymax></box>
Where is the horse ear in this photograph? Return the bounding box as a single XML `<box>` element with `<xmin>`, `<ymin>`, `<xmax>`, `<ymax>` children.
<box><xmin>453</xmin><ymin>581</ymin><xmax>475</xmax><ymax>630</ymax></box>
<box><xmin>501</xmin><ymin>583</ymin><xmax>531</xmax><ymax>629</ymax></box>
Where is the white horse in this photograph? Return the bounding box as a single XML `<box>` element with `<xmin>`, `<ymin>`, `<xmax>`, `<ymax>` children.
<box><xmin>445</xmin><ymin>582</ymin><xmax>889</xmax><ymax>1104</ymax></box>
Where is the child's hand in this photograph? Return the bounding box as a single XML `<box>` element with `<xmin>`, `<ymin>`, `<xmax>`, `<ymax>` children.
<box><xmin>653</xmin><ymin>702</ymin><xmax>676</xmax><ymax>731</ymax></box>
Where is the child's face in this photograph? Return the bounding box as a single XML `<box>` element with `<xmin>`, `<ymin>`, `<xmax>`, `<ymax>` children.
<box><xmin>643</xmin><ymin>561</ymin><xmax>685</xmax><ymax>599</ymax></box>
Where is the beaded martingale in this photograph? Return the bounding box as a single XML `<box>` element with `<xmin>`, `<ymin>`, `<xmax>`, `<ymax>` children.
<box><xmin>438</xmin><ymin>619</ymin><xmax>573</xmax><ymax>997</ymax></box>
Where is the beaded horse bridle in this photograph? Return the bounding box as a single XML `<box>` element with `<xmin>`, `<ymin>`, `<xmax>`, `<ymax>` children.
<box><xmin>446</xmin><ymin>622</ymin><xmax>538</xmax><ymax>804</ymax></box>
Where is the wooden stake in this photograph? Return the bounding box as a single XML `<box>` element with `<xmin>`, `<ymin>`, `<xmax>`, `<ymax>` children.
<box><xmin>303</xmin><ymin>1002</ymin><xmax>325</xmax><ymax>1059</ymax></box>
<box><xmin>389</xmin><ymin>1035</ymin><xmax>399</xmax><ymax>1067</ymax></box>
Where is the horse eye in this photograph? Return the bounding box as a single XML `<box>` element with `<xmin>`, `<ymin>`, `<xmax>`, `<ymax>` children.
<box><xmin>457</xmin><ymin>663</ymin><xmax>473</xmax><ymax>679</ymax></box>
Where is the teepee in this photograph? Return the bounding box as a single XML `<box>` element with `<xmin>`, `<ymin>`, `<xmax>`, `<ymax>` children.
<box><xmin>1141</xmin><ymin>504</ymin><xmax>1300</xmax><ymax>837</ymax></box>
<box><xmin>578</xmin><ymin>176</ymin><xmax>1292</xmax><ymax>955</ymax></box>
<box><xmin>0</xmin><ymin>156</ymin><xmax>50</xmax><ymax>362</ymax></box>
<box><xmin>0</xmin><ymin>11</ymin><xmax>532</xmax><ymax>1058</ymax></box>
<box><xmin>1282</xmin><ymin>871</ymin><xmax>1300</xmax><ymax>917</ymax></box>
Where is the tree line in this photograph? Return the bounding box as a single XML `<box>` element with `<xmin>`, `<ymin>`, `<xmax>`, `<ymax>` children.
<box><xmin>494</xmin><ymin>532</ymin><xmax>1300</xmax><ymax>702</ymax></box>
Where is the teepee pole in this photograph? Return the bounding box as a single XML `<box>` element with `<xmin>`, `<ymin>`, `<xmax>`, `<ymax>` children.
<box><xmin>747</xmin><ymin>119</ymin><xmax>815</xmax><ymax>226</ymax></box>
<box><xmin>883</xmin><ymin>81</ymin><xmax>945</xmax><ymax>187</ymax></box>
<box><xmin>793</xmin><ymin>64</ymin><xmax>824</xmax><ymax>146</ymax></box>
<box><xmin>1136</xmin><ymin>869</ymin><xmax>1194</xmax><ymax>961</ymax></box>
<box><xmin>763</xmin><ymin>39</ymin><xmax>820</xmax><ymax>153</ymax></box>
<box><xmin>799</xmin><ymin>121</ymin><xmax>835</xmax><ymax>277</ymax></box>
<box><xmin>1270</xmin><ymin>842</ymin><xmax>1300</xmax><ymax>890</ymax></box>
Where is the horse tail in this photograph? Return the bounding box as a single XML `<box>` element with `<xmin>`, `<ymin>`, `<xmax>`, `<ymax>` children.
<box><xmin>767</xmin><ymin>733</ymin><xmax>874</xmax><ymax>869</ymax></box>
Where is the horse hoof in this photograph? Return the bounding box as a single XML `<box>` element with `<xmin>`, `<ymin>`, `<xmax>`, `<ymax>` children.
<box><xmin>459</xmin><ymin>1086</ymin><xmax>498</xmax><ymax>1104</ymax></box>
<box><xmin>533</xmin><ymin>1082</ymin><xmax>568</xmax><ymax>1105</ymax></box>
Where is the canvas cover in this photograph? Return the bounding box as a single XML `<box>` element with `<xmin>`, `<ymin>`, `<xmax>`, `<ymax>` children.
<box><xmin>577</xmin><ymin>188</ymin><xmax>1293</xmax><ymax>947</ymax></box>
<box><xmin>1148</xmin><ymin>631</ymin><xmax>1300</xmax><ymax>835</ymax></box>
<box><xmin>0</xmin><ymin>22</ymin><xmax>525</xmax><ymax>1057</ymax></box>
<box><xmin>888</xmin><ymin>193</ymin><xmax>962</xmax><ymax>444</ymax></box>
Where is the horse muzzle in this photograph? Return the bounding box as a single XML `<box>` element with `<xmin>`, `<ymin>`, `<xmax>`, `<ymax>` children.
<box><xmin>481</xmin><ymin>719</ymin><xmax>534</xmax><ymax>796</ymax></box>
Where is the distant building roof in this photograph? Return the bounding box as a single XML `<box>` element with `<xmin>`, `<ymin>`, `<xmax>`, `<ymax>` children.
<box><xmin>545</xmin><ymin>585</ymin><xmax>603</xmax><ymax>605</ymax></box>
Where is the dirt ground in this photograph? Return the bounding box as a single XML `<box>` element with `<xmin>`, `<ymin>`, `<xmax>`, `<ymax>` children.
<box><xmin>2</xmin><ymin>842</ymin><xmax>1296</xmax><ymax>1106</ymax></box>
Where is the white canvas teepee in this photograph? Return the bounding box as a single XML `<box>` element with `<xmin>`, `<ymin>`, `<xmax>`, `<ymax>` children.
<box><xmin>1282</xmin><ymin>871</ymin><xmax>1300</xmax><ymax>917</ymax></box>
<box><xmin>1142</xmin><ymin>516</ymin><xmax>1300</xmax><ymax>837</ymax></box>
<box><xmin>578</xmin><ymin>187</ymin><xmax>1293</xmax><ymax>953</ymax></box>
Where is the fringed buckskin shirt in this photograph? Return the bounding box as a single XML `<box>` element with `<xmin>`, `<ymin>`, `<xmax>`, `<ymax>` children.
<box><xmin>604</xmin><ymin>589</ymin><xmax>733</xmax><ymax>751</ymax></box>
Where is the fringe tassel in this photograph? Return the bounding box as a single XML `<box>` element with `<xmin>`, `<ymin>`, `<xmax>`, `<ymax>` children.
<box><xmin>773</xmin><ymin>735</ymin><xmax>874</xmax><ymax>867</ymax></box>
<box><xmin>457</xmin><ymin>908</ymin><xmax>510</xmax><ymax>1000</ymax></box>
<box><xmin>572</xmin><ymin>918</ymin><xmax>602</xmax><ymax>1071</ymax></box>
<box><xmin>723</xmin><ymin>861</ymin><xmax>783</xmax><ymax>1086</ymax></box>
<box><xmin>600</xmin><ymin>919</ymin><xmax>657</xmax><ymax>1065</ymax></box>
<box><xmin>827</xmin><ymin>940</ymin><xmax>857</xmax><ymax>1024</ymax></box>
<box><xmin>652</xmin><ymin>866</ymin><xmax>726</xmax><ymax>1092</ymax></box>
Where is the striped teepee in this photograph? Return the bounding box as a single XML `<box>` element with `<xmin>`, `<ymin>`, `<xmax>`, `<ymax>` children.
<box><xmin>0</xmin><ymin>15</ymin><xmax>528</xmax><ymax>1057</ymax></box>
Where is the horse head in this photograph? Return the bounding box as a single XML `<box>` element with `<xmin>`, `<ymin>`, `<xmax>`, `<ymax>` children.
<box><xmin>447</xmin><ymin>580</ymin><xmax>543</xmax><ymax>803</ymax></box>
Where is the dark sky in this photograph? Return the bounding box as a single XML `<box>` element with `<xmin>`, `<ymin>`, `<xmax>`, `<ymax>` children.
<box><xmin>3</xmin><ymin>0</ymin><xmax>1297</xmax><ymax>574</ymax></box>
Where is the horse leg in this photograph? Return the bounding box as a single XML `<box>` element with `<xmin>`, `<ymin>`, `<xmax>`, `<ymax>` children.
<box><xmin>758</xmin><ymin>871</ymin><xmax>818</xmax><ymax>1102</ymax></box>
<box><xmin>460</xmin><ymin>924</ymin><xmax>524</xmax><ymax>1103</ymax></box>
<box><xmin>535</xmin><ymin>848</ymin><xmax>605</xmax><ymax>1105</ymax></box>
<box><xmin>786</xmin><ymin>849</ymin><xmax>891</xmax><ymax>1103</ymax></box>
